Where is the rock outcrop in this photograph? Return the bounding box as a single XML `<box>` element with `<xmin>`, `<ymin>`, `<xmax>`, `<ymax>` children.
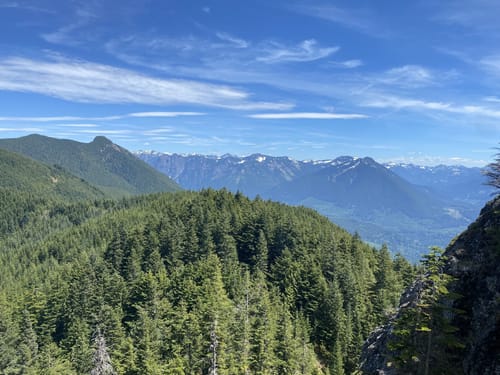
<box><xmin>359</xmin><ymin>196</ymin><xmax>500</xmax><ymax>374</ymax></box>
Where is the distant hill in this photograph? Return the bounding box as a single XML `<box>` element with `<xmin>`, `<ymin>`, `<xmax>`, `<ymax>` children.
<box><xmin>0</xmin><ymin>135</ymin><xmax>180</xmax><ymax>197</ymax></box>
<box><xmin>136</xmin><ymin>151</ymin><xmax>487</xmax><ymax>261</ymax></box>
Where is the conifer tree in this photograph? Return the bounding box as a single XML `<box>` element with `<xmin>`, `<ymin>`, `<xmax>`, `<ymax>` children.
<box><xmin>484</xmin><ymin>146</ymin><xmax>500</xmax><ymax>192</ymax></box>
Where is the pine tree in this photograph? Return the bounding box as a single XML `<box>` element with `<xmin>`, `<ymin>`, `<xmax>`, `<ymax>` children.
<box><xmin>484</xmin><ymin>146</ymin><xmax>500</xmax><ymax>192</ymax></box>
<box><xmin>389</xmin><ymin>247</ymin><xmax>464</xmax><ymax>375</ymax></box>
<box><xmin>17</xmin><ymin>309</ymin><xmax>39</xmax><ymax>373</ymax></box>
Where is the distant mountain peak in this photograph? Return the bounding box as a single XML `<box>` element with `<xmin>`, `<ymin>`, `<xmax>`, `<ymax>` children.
<box><xmin>92</xmin><ymin>136</ymin><xmax>113</xmax><ymax>145</ymax></box>
<box><xmin>0</xmin><ymin>135</ymin><xmax>180</xmax><ymax>197</ymax></box>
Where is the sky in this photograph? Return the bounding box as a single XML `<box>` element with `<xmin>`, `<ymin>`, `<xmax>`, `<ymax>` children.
<box><xmin>0</xmin><ymin>0</ymin><xmax>499</xmax><ymax>166</ymax></box>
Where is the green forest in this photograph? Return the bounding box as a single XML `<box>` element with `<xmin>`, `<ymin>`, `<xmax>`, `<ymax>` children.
<box><xmin>0</xmin><ymin>188</ymin><xmax>415</xmax><ymax>375</ymax></box>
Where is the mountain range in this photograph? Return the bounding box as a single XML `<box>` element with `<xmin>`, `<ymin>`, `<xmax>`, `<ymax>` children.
<box><xmin>137</xmin><ymin>151</ymin><xmax>492</xmax><ymax>261</ymax></box>
<box><xmin>0</xmin><ymin>133</ymin><xmax>491</xmax><ymax>261</ymax></box>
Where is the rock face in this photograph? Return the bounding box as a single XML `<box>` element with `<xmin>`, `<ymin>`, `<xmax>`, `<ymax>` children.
<box><xmin>359</xmin><ymin>196</ymin><xmax>500</xmax><ymax>374</ymax></box>
<box><xmin>444</xmin><ymin>196</ymin><xmax>500</xmax><ymax>374</ymax></box>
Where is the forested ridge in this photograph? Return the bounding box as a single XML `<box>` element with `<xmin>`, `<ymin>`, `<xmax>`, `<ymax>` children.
<box><xmin>0</xmin><ymin>135</ymin><xmax>180</xmax><ymax>198</ymax></box>
<box><xmin>0</xmin><ymin>189</ymin><xmax>415</xmax><ymax>374</ymax></box>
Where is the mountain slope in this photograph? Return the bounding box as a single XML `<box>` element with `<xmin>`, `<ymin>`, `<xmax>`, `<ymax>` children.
<box><xmin>386</xmin><ymin>163</ymin><xmax>492</xmax><ymax>206</ymax></box>
<box><xmin>0</xmin><ymin>134</ymin><xmax>180</xmax><ymax>197</ymax></box>
<box><xmin>0</xmin><ymin>148</ymin><xmax>104</xmax><ymax>200</ymax></box>
<box><xmin>0</xmin><ymin>147</ymin><xmax>105</xmax><ymax>237</ymax></box>
<box><xmin>138</xmin><ymin>151</ymin><xmax>310</xmax><ymax>197</ymax></box>
<box><xmin>0</xmin><ymin>189</ymin><xmax>413</xmax><ymax>374</ymax></box>
<box><xmin>268</xmin><ymin>157</ymin><xmax>443</xmax><ymax>218</ymax></box>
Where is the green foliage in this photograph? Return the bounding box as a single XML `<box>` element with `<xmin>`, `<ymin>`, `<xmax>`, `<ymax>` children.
<box><xmin>388</xmin><ymin>247</ymin><xmax>464</xmax><ymax>375</ymax></box>
<box><xmin>0</xmin><ymin>189</ymin><xmax>411</xmax><ymax>374</ymax></box>
<box><xmin>0</xmin><ymin>134</ymin><xmax>180</xmax><ymax>198</ymax></box>
<box><xmin>484</xmin><ymin>146</ymin><xmax>500</xmax><ymax>192</ymax></box>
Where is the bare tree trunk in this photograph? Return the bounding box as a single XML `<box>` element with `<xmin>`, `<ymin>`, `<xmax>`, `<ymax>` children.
<box><xmin>424</xmin><ymin>330</ymin><xmax>432</xmax><ymax>375</ymax></box>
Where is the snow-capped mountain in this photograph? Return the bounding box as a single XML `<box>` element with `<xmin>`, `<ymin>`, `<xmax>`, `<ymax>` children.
<box><xmin>385</xmin><ymin>163</ymin><xmax>492</xmax><ymax>205</ymax></box>
<box><xmin>135</xmin><ymin>151</ymin><xmax>490</xmax><ymax>261</ymax></box>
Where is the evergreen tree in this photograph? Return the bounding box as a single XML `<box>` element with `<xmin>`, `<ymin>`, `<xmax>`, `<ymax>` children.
<box><xmin>484</xmin><ymin>146</ymin><xmax>500</xmax><ymax>192</ymax></box>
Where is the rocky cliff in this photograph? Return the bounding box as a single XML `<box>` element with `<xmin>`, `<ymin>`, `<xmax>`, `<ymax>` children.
<box><xmin>359</xmin><ymin>196</ymin><xmax>500</xmax><ymax>374</ymax></box>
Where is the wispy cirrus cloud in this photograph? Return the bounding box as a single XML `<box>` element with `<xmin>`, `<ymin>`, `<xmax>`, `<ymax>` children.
<box><xmin>430</xmin><ymin>0</ymin><xmax>500</xmax><ymax>34</ymax></box>
<box><xmin>0</xmin><ymin>127</ymin><xmax>43</xmax><ymax>132</ymax></box>
<box><xmin>41</xmin><ymin>7</ymin><xmax>97</xmax><ymax>45</ymax></box>
<box><xmin>108</xmin><ymin>33</ymin><xmax>340</xmax><ymax>67</ymax></box>
<box><xmin>128</xmin><ymin>111</ymin><xmax>204</xmax><ymax>118</ymax></box>
<box><xmin>248</xmin><ymin>112</ymin><xmax>367</xmax><ymax>119</ymax></box>
<box><xmin>291</xmin><ymin>3</ymin><xmax>387</xmax><ymax>37</ymax></box>
<box><xmin>330</xmin><ymin>59</ymin><xmax>363</xmax><ymax>69</ymax></box>
<box><xmin>257</xmin><ymin>39</ymin><xmax>339</xmax><ymax>63</ymax></box>
<box><xmin>0</xmin><ymin>112</ymin><xmax>205</xmax><ymax>122</ymax></box>
<box><xmin>379</xmin><ymin>65</ymin><xmax>436</xmax><ymax>88</ymax></box>
<box><xmin>215</xmin><ymin>32</ymin><xmax>249</xmax><ymax>48</ymax></box>
<box><xmin>0</xmin><ymin>57</ymin><xmax>290</xmax><ymax>110</ymax></box>
<box><xmin>364</xmin><ymin>94</ymin><xmax>500</xmax><ymax>120</ymax></box>
<box><xmin>0</xmin><ymin>1</ymin><xmax>52</xmax><ymax>13</ymax></box>
<box><xmin>479</xmin><ymin>55</ymin><xmax>500</xmax><ymax>75</ymax></box>
<box><xmin>74</xmin><ymin>129</ymin><xmax>133</xmax><ymax>135</ymax></box>
<box><xmin>483</xmin><ymin>96</ymin><xmax>500</xmax><ymax>103</ymax></box>
<box><xmin>56</xmin><ymin>124</ymin><xmax>98</xmax><ymax>128</ymax></box>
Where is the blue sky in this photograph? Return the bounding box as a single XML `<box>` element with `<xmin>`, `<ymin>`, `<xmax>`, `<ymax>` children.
<box><xmin>0</xmin><ymin>0</ymin><xmax>499</xmax><ymax>166</ymax></box>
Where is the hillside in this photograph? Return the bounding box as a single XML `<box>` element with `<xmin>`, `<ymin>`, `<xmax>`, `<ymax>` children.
<box><xmin>0</xmin><ymin>189</ymin><xmax>414</xmax><ymax>374</ymax></box>
<box><xmin>0</xmin><ymin>148</ymin><xmax>105</xmax><ymax>238</ymax></box>
<box><xmin>359</xmin><ymin>196</ymin><xmax>500</xmax><ymax>374</ymax></box>
<box><xmin>137</xmin><ymin>151</ymin><xmax>481</xmax><ymax>261</ymax></box>
<box><xmin>0</xmin><ymin>148</ymin><xmax>104</xmax><ymax>200</ymax></box>
<box><xmin>0</xmin><ymin>135</ymin><xmax>180</xmax><ymax>197</ymax></box>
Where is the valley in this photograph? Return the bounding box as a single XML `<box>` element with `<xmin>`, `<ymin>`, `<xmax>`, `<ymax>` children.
<box><xmin>137</xmin><ymin>151</ymin><xmax>492</xmax><ymax>262</ymax></box>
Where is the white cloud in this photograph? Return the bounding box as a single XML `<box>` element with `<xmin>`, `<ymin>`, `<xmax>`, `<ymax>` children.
<box><xmin>143</xmin><ymin>128</ymin><xmax>175</xmax><ymax>135</ymax></box>
<box><xmin>257</xmin><ymin>39</ymin><xmax>339</xmax><ymax>63</ymax></box>
<box><xmin>431</xmin><ymin>0</ymin><xmax>500</xmax><ymax>35</ymax></box>
<box><xmin>128</xmin><ymin>112</ymin><xmax>204</xmax><ymax>118</ymax></box>
<box><xmin>0</xmin><ymin>116</ymin><xmax>85</xmax><ymax>122</ymax></box>
<box><xmin>57</xmin><ymin>124</ymin><xmax>98</xmax><ymax>128</ymax></box>
<box><xmin>291</xmin><ymin>3</ymin><xmax>387</xmax><ymax>37</ymax></box>
<box><xmin>331</xmin><ymin>59</ymin><xmax>363</xmax><ymax>69</ymax></box>
<box><xmin>248</xmin><ymin>112</ymin><xmax>368</xmax><ymax>119</ymax></box>
<box><xmin>380</xmin><ymin>65</ymin><xmax>435</xmax><ymax>88</ymax></box>
<box><xmin>0</xmin><ymin>112</ymin><xmax>205</xmax><ymax>122</ymax></box>
<box><xmin>479</xmin><ymin>55</ymin><xmax>500</xmax><ymax>75</ymax></box>
<box><xmin>0</xmin><ymin>57</ymin><xmax>289</xmax><ymax>110</ymax></box>
<box><xmin>215</xmin><ymin>32</ymin><xmax>249</xmax><ymax>48</ymax></box>
<box><xmin>483</xmin><ymin>96</ymin><xmax>500</xmax><ymax>103</ymax></box>
<box><xmin>363</xmin><ymin>96</ymin><xmax>450</xmax><ymax>111</ymax></box>
<box><xmin>364</xmin><ymin>94</ymin><xmax>500</xmax><ymax>119</ymax></box>
<box><xmin>74</xmin><ymin>129</ymin><xmax>133</xmax><ymax>135</ymax></box>
<box><xmin>0</xmin><ymin>127</ymin><xmax>43</xmax><ymax>132</ymax></box>
<box><xmin>41</xmin><ymin>7</ymin><xmax>97</xmax><ymax>46</ymax></box>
